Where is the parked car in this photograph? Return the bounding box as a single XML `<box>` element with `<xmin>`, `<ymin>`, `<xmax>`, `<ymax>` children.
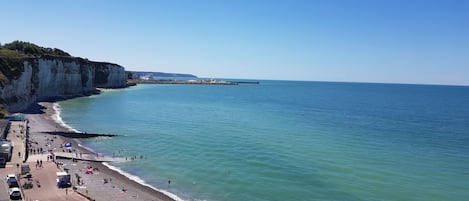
<box><xmin>0</xmin><ymin>158</ymin><xmax>5</xmax><ymax>167</ymax></box>
<box><xmin>5</xmin><ymin>174</ymin><xmax>16</xmax><ymax>181</ymax></box>
<box><xmin>8</xmin><ymin>187</ymin><xmax>22</xmax><ymax>200</ymax></box>
<box><xmin>5</xmin><ymin>174</ymin><xmax>15</xmax><ymax>181</ymax></box>
<box><xmin>6</xmin><ymin>176</ymin><xmax>19</xmax><ymax>188</ymax></box>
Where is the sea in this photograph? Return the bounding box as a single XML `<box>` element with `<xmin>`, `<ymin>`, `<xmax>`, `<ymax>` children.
<box><xmin>55</xmin><ymin>80</ymin><xmax>469</xmax><ymax>201</ymax></box>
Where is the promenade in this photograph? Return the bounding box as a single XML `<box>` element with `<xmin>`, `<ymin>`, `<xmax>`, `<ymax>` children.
<box><xmin>0</xmin><ymin>120</ymin><xmax>84</xmax><ymax>201</ymax></box>
<box><xmin>6</xmin><ymin>121</ymin><xmax>27</xmax><ymax>165</ymax></box>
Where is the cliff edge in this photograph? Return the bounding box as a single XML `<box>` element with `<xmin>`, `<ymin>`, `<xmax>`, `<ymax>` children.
<box><xmin>0</xmin><ymin>41</ymin><xmax>127</xmax><ymax>115</ymax></box>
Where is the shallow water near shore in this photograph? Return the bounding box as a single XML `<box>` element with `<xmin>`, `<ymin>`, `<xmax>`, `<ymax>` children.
<box><xmin>57</xmin><ymin>81</ymin><xmax>469</xmax><ymax>201</ymax></box>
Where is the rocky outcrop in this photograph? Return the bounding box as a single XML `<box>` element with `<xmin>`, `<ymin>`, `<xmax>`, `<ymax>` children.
<box><xmin>0</xmin><ymin>57</ymin><xmax>126</xmax><ymax>112</ymax></box>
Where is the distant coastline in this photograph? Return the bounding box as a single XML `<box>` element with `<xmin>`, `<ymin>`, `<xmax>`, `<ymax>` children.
<box><xmin>128</xmin><ymin>78</ymin><xmax>259</xmax><ymax>85</ymax></box>
<box><xmin>127</xmin><ymin>71</ymin><xmax>197</xmax><ymax>80</ymax></box>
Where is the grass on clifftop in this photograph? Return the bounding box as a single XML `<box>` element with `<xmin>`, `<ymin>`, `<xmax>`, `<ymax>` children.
<box><xmin>0</xmin><ymin>48</ymin><xmax>28</xmax><ymax>59</ymax></box>
<box><xmin>0</xmin><ymin>48</ymin><xmax>26</xmax><ymax>86</ymax></box>
<box><xmin>1</xmin><ymin>40</ymin><xmax>71</xmax><ymax>57</ymax></box>
<box><xmin>0</xmin><ymin>40</ymin><xmax>74</xmax><ymax>86</ymax></box>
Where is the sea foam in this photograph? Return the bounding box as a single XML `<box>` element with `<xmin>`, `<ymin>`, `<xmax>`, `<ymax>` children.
<box><xmin>52</xmin><ymin>103</ymin><xmax>81</xmax><ymax>133</ymax></box>
<box><xmin>102</xmin><ymin>162</ymin><xmax>186</xmax><ymax>201</ymax></box>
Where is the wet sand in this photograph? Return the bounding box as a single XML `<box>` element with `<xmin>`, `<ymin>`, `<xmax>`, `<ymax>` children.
<box><xmin>23</xmin><ymin>102</ymin><xmax>177</xmax><ymax>201</ymax></box>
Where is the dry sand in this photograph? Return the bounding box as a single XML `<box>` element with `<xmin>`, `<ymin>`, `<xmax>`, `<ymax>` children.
<box><xmin>20</xmin><ymin>102</ymin><xmax>177</xmax><ymax>201</ymax></box>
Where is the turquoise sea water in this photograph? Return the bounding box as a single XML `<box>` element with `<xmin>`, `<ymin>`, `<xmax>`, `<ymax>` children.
<box><xmin>58</xmin><ymin>81</ymin><xmax>469</xmax><ymax>201</ymax></box>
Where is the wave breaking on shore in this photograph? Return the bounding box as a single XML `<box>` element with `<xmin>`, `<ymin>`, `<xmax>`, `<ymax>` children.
<box><xmin>102</xmin><ymin>162</ymin><xmax>185</xmax><ymax>201</ymax></box>
<box><xmin>52</xmin><ymin>103</ymin><xmax>81</xmax><ymax>133</ymax></box>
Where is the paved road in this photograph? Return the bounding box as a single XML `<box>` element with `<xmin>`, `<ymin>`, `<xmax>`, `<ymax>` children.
<box><xmin>0</xmin><ymin>121</ymin><xmax>27</xmax><ymax>201</ymax></box>
<box><xmin>6</xmin><ymin>121</ymin><xmax>27</xmax><ymax>165</ymax></box>
<box><xmin>0</xmin><ymin>177</ymin><xmax>10</xmax><ymax>201</ymax></box>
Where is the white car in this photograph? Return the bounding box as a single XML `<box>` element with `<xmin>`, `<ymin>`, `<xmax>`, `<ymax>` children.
<box><xmin>8</xmin><ymin>187</ymin><xmax>22</xmax><ymax>200</ymax></box>
<box><xmin>5</xmin><ymin>174</ymin><xmax>15</xmax><ymax>180</ymax></box>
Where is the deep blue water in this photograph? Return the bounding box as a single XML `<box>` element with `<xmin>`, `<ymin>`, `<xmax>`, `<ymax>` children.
<box><xmin>58</xmin><ymin>81</ymin><xmax>469</xmax><ymax>201</ymax></box>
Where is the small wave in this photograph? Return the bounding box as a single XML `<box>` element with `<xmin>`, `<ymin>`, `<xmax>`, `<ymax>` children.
<box><xmin>97</xmin><ymin>88</ymin><xmax>120</xmax><ymax>92</ymax></box>
<box><xmin>52</xmin><ymin>103</ymin><xmax>81</xmax><ymax>133</ymax></box>
<box><xmin>102</xmin><ymin>162</ymin><xmax>185</xmax><ymax>201</ymax></box>
<box><xmin>77</xmin><ymin>143</ymin><xmax>97</xmax><ymax>153</ymax></box>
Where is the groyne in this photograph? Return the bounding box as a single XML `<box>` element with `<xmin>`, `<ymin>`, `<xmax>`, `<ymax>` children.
<box><xmin>41</xmin><ymin>131</ymin><xmax>119</xmax><ymax>138</ymax></box>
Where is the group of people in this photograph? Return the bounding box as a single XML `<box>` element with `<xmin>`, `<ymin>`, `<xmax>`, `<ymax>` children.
<box><xmin>35</xmin><ymin>159</ymin><xmax>43</xmax><ymax>168</ymax></box>
<box><xmin>29</xmin><ymin>147</ymin><xmax>44</xmax><ymax>155</ymax></box>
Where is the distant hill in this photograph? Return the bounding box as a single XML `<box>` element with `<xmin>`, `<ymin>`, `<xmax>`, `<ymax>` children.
<box><xmin>127</xmin><ymin>71</ymin><xmax>197</xmax><ymax>79</ymax></box>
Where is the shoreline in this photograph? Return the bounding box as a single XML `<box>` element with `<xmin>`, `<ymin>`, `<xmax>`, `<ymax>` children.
<box><xmin>24</xmin><ymin>101</ymin><xmax>181</xmax><ymax>201</ymax></box>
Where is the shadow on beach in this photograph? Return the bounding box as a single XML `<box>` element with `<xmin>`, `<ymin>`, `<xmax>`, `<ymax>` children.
<box><xmin>23</xmin><ymin>102</ymin><xmax>48</xmax><ymax>115</ymax></box>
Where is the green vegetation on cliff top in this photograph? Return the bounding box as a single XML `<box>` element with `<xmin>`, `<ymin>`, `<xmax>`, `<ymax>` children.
<box><xmin>0</xmin><ymin>41</ymin><xmax>75</xmax><ymax>85</ymax></box>
<box><xmin>1</xmin><ymin>40</ymin><xmax>71</xmax><ymax>57</ymax></box>
<box><xmin>0</xmin><ymin>41</ymin><xmax>75</xmax><ymax>117</ymax></box>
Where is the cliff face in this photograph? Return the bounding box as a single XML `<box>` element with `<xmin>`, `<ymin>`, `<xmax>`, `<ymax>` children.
<box><xmin>0</xmin><ymin>58</ymin><xmax>126</xmax><ymax>112</ymax></box>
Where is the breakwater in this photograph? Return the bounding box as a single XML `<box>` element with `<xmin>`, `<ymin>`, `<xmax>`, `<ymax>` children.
<box><xmin>41</xmin><ymin>131</ymin><xmax>119</xmax><ymax>138</ymax></box>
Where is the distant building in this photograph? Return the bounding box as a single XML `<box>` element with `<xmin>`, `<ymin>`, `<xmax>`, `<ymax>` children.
<box><xmin>0</xmin><ymin>140</ymin><xmax>12</xmax><ymax>161</ymax></box>
<box><xmin>140</xmin><ymin>74</ymin><xmax>152</xmax><ymax>80</ymax></box>
<box><xmin>3</xmin><ymin>114</ymin><xmax>25</xmax><ymax>121</ymax></box>
<box><xmin>0</xmin><ymin>120</ymin><xmax>10</xmax><ymax>139</ymax></box>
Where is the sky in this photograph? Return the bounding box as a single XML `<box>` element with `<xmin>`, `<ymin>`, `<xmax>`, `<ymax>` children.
<box><xmin>1</xmin><ymin>0</ymin><xmax>468</xmax><ymax>85</ymax></box>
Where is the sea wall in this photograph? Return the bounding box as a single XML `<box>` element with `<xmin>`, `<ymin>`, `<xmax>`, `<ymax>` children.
<box><xmin>0</xmin><ymin>58</ymin><xmax>126</xmax><ymax>112</ymax></box>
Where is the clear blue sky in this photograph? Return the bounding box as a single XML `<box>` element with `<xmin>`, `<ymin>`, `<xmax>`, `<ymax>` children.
<box><xmin>1</xmin><ymin>0</ymin><xmax>468</xmax><ymax>85</ymax></box>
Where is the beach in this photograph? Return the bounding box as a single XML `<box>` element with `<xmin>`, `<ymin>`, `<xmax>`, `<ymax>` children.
<box><xmin>10</xmin><ymin>101</ymin><xmax>177</xmax><ymax>201</ymax></box>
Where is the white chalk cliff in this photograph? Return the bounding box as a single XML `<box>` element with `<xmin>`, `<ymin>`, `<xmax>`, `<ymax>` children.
<box><xmin>0</xmin><ymin>58</ymin><xmax>126</xmax><ymax>112</ymax></box>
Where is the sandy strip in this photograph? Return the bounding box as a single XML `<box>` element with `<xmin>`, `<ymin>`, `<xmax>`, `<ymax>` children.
<box><xmin>24</xmin><ymin>101</ymin><xmax>177</xmax><ymax>201</ymax></box>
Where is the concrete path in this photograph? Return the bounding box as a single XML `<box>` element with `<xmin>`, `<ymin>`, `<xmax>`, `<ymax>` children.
<box><xmin>27</xmin><ymin>152</ymin><xmax>126</xmax><ymax>163</ymax></box>
<box><xmin>6</xmin><ymin>121</ymin><xmax>27</xmax><ymax>164</ymax></box>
